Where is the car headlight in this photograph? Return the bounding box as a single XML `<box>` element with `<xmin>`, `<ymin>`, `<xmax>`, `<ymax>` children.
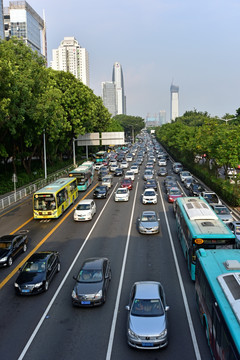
<box><xmin>72</xmin><ymin>289</ymin><xmax>77</xmax><ymax>299</ymax></box>
<box><xmin>34</xmin><ymin>282</ymin><xmax>43</xmax><ymax>288</ymax></box>
<box><xmin>14</xmin><ymin>282</ymin><xmax>19</xmax><ymax>288</ymax></box>
<box><xmin>0</xmin><ymin>256</ymin><xmax>8</xmax><ymax>262</ymax></box>
<box><xmin>139</xmin><ymin>225</ymin><xmax>145</xmax><ymax>231</ymax></box>
<box><xmin>128</xmin><ymin>328</ymin><xmax>139</xmax><ymax>339</ymax></box>
<box><xmin>152</xmin><ymin>226</ymin><xmax>159</xmax><ymax>231</ymax></box>
<box><xmin>94</xmin><ymin>289</ymin><xmax>102</xmax><ymax>299</ymax></box>
<box><xmin>157</xmin><ymin>329</ymin><xmax>167</xmax><ymax>339</ymax></box>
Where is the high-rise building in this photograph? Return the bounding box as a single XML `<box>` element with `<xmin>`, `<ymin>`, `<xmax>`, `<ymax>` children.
<box><xmin>112</xmin><ymin>62</ymin><xmax>126</xmax><ymax>115</ymax></box>
<box><xmin>101</xmin><ymin>81</ymin><xmax>117</xmax><ymax>117</ymax></box>
<box><xmin>170</xmin><ymin>84</ymin><xmax>179</xmax><ymax>121</ymax></box>
<box><xmin>0</xmin><ymin>0</ymin><xmax>4</xmax><ymax>39</ymax></box>
<box><xmin>3</xmin><ymin>1</ymin><xmax>44</xmax><ymax>54</ymax></box>
<box><xmin>51</xmin><ymin>37</ymin><xmax>90</xmax><ymax>87</ymax></box>
<box><xmin>159</xmin><ymin>110</ymin><xmax>167</xmax><ymax>125</ymax></box>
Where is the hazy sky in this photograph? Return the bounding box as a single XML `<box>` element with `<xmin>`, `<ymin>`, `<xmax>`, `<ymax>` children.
<box><xmin>4</xmin><ymin>0</ymin><xmax>240</xmax><ymax>120</ymax></box>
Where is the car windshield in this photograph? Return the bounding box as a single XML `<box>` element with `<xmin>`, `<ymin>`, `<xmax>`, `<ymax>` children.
<box><xmin>117</xmin><ymin>189</ymin><xmax>127</xmax><ymax>194</ymax></box>
<box><xmin>141</xmin><ymin>214</ymin><xmax>157</xmax><ymax>222</ymax></box>
<box><xmin>205</xmin><ymin>194</ymin><xmax>218</xmax><ymax>203</ymax></box>
<box><xmin>235</xmin><ymin>226</ymin><xmax>240</xmax><ymax>235</ymax></box>
<box><xmin>145</xmin><ymin>171</ymin><xmax>152</xmax><ymax>175</ymax></box>
<box><xmin>76</xmin><ymin>204</ymin><xmax>90</xmax><ymax>210</ymax></box>
<box><xmin>22</xmin><ymin>260</ymin><xmax>46</xmax><ymax>273</ymax></box>
<box><xmin>215</xmin><ymin>207</ymin><xmax>230</xmax><ymax>215</ymax></box>
<box><xmin>131</xmin><ymin>299</ymin><xmax>164</xmax><ymax>317</ymax></box>
<box><xmin>144</xmin><ymin>191</ymin><xmax>155</xmax><ymax>196</ymax></box>
<box><xmin>0</xmin><ymin>242</ymin><xmax>12</xmax><ymax>249</ymax></box>
<box><xmin>78</xmin><ymin>269</ymin><xmax>103</xmax><ymax>282</ymax></box>
<box><xmin>96</xmin><ymin>186</ymin><xmax>105</xmax><ymax>192</ymax></box>
<box><xmin>169</xmin><ymin>189</ymin><xmax>181</xmax><ymax>195</ymax></box>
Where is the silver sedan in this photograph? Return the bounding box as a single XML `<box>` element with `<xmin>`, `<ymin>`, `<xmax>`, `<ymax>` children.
<box><xmin>137</xmin><ymin>211</ymin><xmax>160</xmax><ymax>234</ymax></box>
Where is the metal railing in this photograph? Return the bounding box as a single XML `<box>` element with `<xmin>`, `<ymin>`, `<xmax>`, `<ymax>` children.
<box><xmin>0</xmin><ymin>165</ymin><xmax>75</xmax><ymax>211</ymax></box>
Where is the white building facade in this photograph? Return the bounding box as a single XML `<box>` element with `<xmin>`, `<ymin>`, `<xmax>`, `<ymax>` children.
<box><xmin>51</xmin><ymin>37</ymin><xmax>89</xmax><ymax>86</ymax></box>
<box><xmin>101</xmin><ymin>81</ymin><xmax>117</xmax><ymax>117</ymax></box>
<box><xmin>170</xmin><ymin>84</ymin><xmax>179</xmax><ymax>121</ymax></box>
<box><xmin>112</xmin><ymin>62</ymin><xmax>126</xmax><ymax>115</ymax></box>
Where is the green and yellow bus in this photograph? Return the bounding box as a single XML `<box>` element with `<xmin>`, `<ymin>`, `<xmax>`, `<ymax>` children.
<box><xmin>33</xmin><ymin>178</ymin><xmax>78</xmax><ymax>219</ymax></box>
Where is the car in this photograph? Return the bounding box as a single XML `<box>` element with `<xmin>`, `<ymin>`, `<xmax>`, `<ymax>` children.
<box><xmin>102</xmin><ymin>175</ymin><xmax>113</xmax><ymax>188</ymax></box>
<box><xmin>93</xmin><ymin>185</ymin><xmax>108</xmax><ymax>199</ymax></box>
<box><xmin>189</xmin><ymin>182</ymin><xmax>204</xmax><ymax>196</ymax></box>
<box><xmin>184</xmin><ymin>177</ymin><xmax>194</xmax><ymax>189</ymax></box>
<box><xmin>130</xmin><ymin>165</ymin><xmax>139</xmax><ymax>174</ymax></box>
<box><xmin>72</xmin><ymin>257</ymin><xmax>111</xmax><ymax>306</ymax></box>
<box><xmin>125</xmin><ymin>281</ymin><xmax>169</xmax><ymax>349</ymax></box>
<box><xmin>179</xmin><ymin>171</ymin><xmax>192</xmax><ymax>183</ymax></box>
<box><xmin>125</xmin><ymin>171</ymin><xmax>135</xmax><ymax>181</ymax></box>
<box><xmin>144</xmin><ymin>179</ymin><xmax>157</xmax><ymax>191</ymax></box>
<box><xmin>126</xmin><ymin>155</ymin><xmax>133</xmax><ymax>162</ymax></box>
<box><xmin>94</xmin><ymin>163</ymin><xmax>104</xmax><ymax>171</ymax></box>
<box><xmin>14</xmin><ymin>251</ymin><xmax>60</xmax><ymax>295</ymax></box>
<box><xmin>173</xmin><ymin>162</ymin><xmax>183</xmax><ymax>174</ymax></box>
<box><xmin>121</xmin><ymin>178</ymin><xmax>133</xmax><ymax>190</ymax></box>
<box><xmin>114</xmin><ymin>168</ymin><xmax>124</xmax><ymax>177</ymax></box>
<box><xmin>167</xmin><ymin>187</ymin><xmax>183</xmax><ymax>203</ymax></box>
<box><xmin>158</xmin><ymin>158</ymin><xmax>167</xmax><ymax>166</ymax></box>
<box><xmin>158</xmin><ymin>167</ymin><xmax>168</xmax><ymax>176</ymax></box>
<box><xmin>143</xmin><ymin>170</ymin><xmax>154</xmax><ymax>181</ymax></box>
<box><xmin>120</xmin><ymin>160</ymin><xmax>129</xmax><ymax>169</ymax></box>
<box><xmin>109</xmin><ymin>163</ymin><xmax>118</xmax><ymax>172</ymax></box>
<box><xmin>163</xmin><ymin>175</ymin><xmax>176</xmax><ymax>185</ymax></box>
<box><xmin>227</xmin><ymin>221</ymin><xmax>240</xmax><ymax>248</ymax></box>
<box><xmin>165</xmin><ymin>180</ymin><xmax>178</xmax><ymax>193</ymax></box>
<box><xmin>200</xmin><ymin>191</ymin><xmax>222</xmax><ymax>205</ymax></box>
<box><xmin>74</xmin><ymin>199</ymin><xmax>96</xmax><ymax>221</ymax></box>
<box><xmin>0</xmin><ymin>234</ymin><xmax>28</xmax><ymax>267</ymax></box>
<box><xmin>142</xmin><ymin>188</ymin><xmax>158</xmax><ymax>204</ymax></box>
<box><xmin>114</xmin><ymin>187</ymin><xmax>130</xmax><ymax>202</ymax></box>
<box><xmin>137</xmin><ymin>211</ymin><xmax>160</xmax><ymax>234</ymax></box>
<box><xmin>210</xmin><ymin>204</ymin><xmax>234</xmax><ymax>223</ymax></box>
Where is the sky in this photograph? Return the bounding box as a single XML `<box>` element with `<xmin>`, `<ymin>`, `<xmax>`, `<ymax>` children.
<box><xmin>3</xmin><ymin>0</ymin><xmax>240</xmax><ymax>120</ymax></box>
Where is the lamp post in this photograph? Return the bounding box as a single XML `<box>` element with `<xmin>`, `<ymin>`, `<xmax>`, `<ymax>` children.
<box><xmin>73</xmin><ymin>138</ymin><xmax>76</xmax><ymax>167</ymax></box>
<box><xmin>43</xmin><ymin>129</ymin><xmax>47</xmax><ymax>179</ymax></box>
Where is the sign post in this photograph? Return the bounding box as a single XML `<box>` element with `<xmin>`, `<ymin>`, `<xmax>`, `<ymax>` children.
<box><xmin>12</xmin><ymin>173</ymin><xmax>18</xmax><ymax>201</ymax></box>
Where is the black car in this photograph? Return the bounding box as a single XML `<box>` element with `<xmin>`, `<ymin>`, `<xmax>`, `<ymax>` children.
<box><xmin>144</xmin><ymin>179</ymin><xmax>157</xmax><ymax>191</ymax></box>
<box><xmin>72</xmin><ymin>257</ymin><xmax>111</xmax><ymax>306</ymax></box>
<box><xmin>0</xmin><ymin>234</ymin><xmax>28</xmax><ymax>267</ymax></box>
<box><xmin>114</xmin><ymin>168</ymin><xmax>124</xmax><ymax>177</ymax></box>
<box><xmin>14</xmin><ymin>251</ymin><xmax>60</xmax><ymax>295</ymax></box>
<box><xmin>189</xmin><ymin>182</ymin><xmax>204</xmax><ymax>196</ymax></box>
<box><xmin>98</xmin><ymin>170</ymin><xmax>108</xmax><ymax>181</ymax></box>
<box><xmin>158</xmin><ymin>167</ymin><xmax>168</xmax><ymax>176</ymax></box>
<box><xmin>93</xmin><ymin>185</ymin><xmax>108</xmax><ymax>199</ymax></box>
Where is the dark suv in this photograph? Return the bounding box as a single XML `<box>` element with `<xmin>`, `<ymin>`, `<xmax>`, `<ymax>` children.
<box><xmin>0</xmin><ymin>234</ymin><xmax>28</xmax><ymax>267</ymax></box>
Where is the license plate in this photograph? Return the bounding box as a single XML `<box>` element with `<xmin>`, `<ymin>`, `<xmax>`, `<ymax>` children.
<box><xmin>81</xmin><ymin>301</ymin><xmax>90</xmax><ymax>305</ymax></box>
<box><xmin>22</xmin><ymin>289</ymin><xmax>30</xmax><ymax>293</ymax></box>
<box><xmin>142</xmin><ymin>342</ymin><xmax>154</xmax><ymax>347</ymax></box>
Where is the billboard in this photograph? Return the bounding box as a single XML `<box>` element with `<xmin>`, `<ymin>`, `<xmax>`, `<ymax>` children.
<box><xmin>77</xmin><ymin>132</ymin><xmax>125</xmax><ymax>146</ymax></box>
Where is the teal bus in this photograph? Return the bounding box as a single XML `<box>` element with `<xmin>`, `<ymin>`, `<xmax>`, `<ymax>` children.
<box><xmin>175</xmin><ymin>197</ymin><xmax>236</xmax><ymax>280</ymax></box>
<box><xmin>69</xmin><ymin>161</ymin><xmax>94</xmax><ymax>191</ymax></box>
<box><xmin>33</xmin><ymin>177</ymin><xmax>78</xmax><ymax>219</ymax></box>
<box><xmin>195</xmin><ymin>249</ymin><xmax>240</xmax><ymax>360</ymax></box>
<box><xmin>93</xmin><ymin>151</ymin><xmax>108</xmax><ymax>163</ymax></box>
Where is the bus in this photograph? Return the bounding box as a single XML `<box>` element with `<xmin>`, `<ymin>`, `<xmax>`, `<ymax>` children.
<box><xmin>195</xmin><ymin>249</ymin><xmax>240</xmax><ymax>360</ymax></box>
<box><xmin>175</xmin><ymin>197</ymin><xmax>236</xmax><ymax>280</ymax></box>
<box><xmin>93</xmin><ymin>151</ymin><xmax>108</xmax><ymax>163</ymax></box>
<box><xmin>33</xmin><ymin>177</ymin><xmax>78</xmax><ymax>219</ymax></box>
<box><xmin>69</xmin><ymin>161</ymin><xmax>94</xmax><ymax>191</ymax></box>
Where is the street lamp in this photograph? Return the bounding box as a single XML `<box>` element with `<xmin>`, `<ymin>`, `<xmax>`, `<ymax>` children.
<box><xmin>43</xmin><ymin>129</ymin><xmax>47</xmax><ymax>179</ymax></box>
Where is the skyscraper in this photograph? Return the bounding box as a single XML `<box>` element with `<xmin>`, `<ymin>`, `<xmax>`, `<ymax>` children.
<box><xmin>170</xmin><ymin>84</ymin><xmax>179</xmax><ymax>121</ymax></box>
<box><xmin>101</xmin><ymin>81</ymin><xmax>117</xmax><ymax>117</ymax></box>
<box><xmin>3</xmin><ymin>1</ymin><xmax>44</xmax><ymax>54</ymax></box>
<box><xmin>0</xmin><ymin>0</ymin><xmax>4</xmax><ymax>39</ymax></box>
<box><xmin>51</xmin><ymin>37</ymin><xmax>90</xmax><ymax>87</ymax></box>
<box><xmin>112</xmin><ymin>62</ymin><xmax>126</xmax><ymax>115</ymax></box>
<box><xmin>159</xmin><ymin>110</ymin><xmax>167</xmax><ymax>125</ymax></box>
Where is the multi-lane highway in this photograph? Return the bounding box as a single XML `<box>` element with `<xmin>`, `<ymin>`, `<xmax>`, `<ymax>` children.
<box><xmin>0</xmin><ymin>152</ymin><xmax>212</xmax><ymax>360</ymax></box>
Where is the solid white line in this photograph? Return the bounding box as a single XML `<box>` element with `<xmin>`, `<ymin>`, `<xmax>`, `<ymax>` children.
<box><xmin>158</xmin><ymin>181</ymin><xmax>202</xmax><ymax>360</ymax></box>
<box><xmin>105</xmin><ymin>182</ymin><xmax>139</xmax><ymax>360</ymax></box>
<box><xmin>17</xmin><ymin>182</ymin><xmax>119</xmax><ymax>360</ymax></box>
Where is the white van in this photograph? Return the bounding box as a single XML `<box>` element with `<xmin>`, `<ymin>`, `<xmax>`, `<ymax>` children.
<box><xmin>102</xmin><ymin>175</ymin><xmax>113</xmax><ymax>188</ymax></box>
<box><xmin>74</xmin><ymin>199</ymin><xmax>96</xmax><ymax>221</ymax></box>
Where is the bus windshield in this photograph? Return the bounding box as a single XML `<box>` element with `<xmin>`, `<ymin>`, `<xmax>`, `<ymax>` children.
<box><xmin>34</xmin><ymin>195</ymin><xmax>56</xmax><ymax>210</ymax></box>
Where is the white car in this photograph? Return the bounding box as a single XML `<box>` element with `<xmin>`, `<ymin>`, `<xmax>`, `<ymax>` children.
<box><xmin>158</xmin><ymin>159</ymin><xmax>167</xmax><ymax>166</ymax></box>
<box><xmin>94</xmin><ymin>163</ymin><xmax>104</xmax><ymax>171</ymax></box>
<box><xmin>125</xmin><ymin>171</ymin><xmax>135</xmax><ymax>181</ymax></box>
<box><xmin>74</xmin><ymin>199</ymin><xmax>96</xmax><ymax>221</ymax></box>
<box><xmin>120</xmin><ymin>161</ymin><xmax>129</xmax><ymax>169</ymax></box>
<box><xmin>130</xmin><ymin>165</ymin><xmax>139</xmax><ymax>174</ymax></box>
<box><xmin>110</xmin><ymin>164</ymin><xmax>118</xmax><ymax>172</ymax></box>
<box><xmin>142</xmin><ymin>188</ymin><xmax>158</xmax><ymax>204</ymax></box>
<box><xmin>179</xmin><ymin>170</ymin><xmax>192</xmax><ymax>183</ymax></box>
<box><xmin>114</xmin><ymin>187</ymin><xmax>130</xmax><ymax>202</ymax></box>
<box><xmin>126</xmin><ymin>155</ymin><xmax>133</xmax><ymax>162</ymax></box>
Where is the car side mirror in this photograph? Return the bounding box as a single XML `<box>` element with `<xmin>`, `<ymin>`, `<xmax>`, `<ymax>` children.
<box><xmin>125</xmin><ymin>305</ymin><xmax>130</xmax><ymax>311</ymax></box>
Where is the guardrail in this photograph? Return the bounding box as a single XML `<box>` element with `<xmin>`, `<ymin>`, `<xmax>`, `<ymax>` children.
<box><xmin>0</xmin><ymin>165</ymin><xmax>75</xmax><ymax>211</ymax></box>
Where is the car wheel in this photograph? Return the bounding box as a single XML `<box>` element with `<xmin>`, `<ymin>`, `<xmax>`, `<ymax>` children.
<box><xmin>57</xmin><ymin>262</ymin><xmax>61</xmax><ymax>272</ymax></box>
<box><xmin>22</xmin><ymin>243</ymin><xmax>27</xmax><ymax>253</ymax></box>
<box><xmin>7</xmin><ymin>256</ymin><xmax>13</xmax><ymax>267</ymax></box>
<box><xmin>44</xmin><ymin>281</ymin><xmax>49</xmax><ymax>291</ymax></box>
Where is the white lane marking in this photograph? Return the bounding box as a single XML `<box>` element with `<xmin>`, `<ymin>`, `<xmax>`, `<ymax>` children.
<box><xmin>17</xmin><ymin>182</ymin><xmax>119</xmax><ymax>360</ymax></box>
<box><xmin>105</xmin><ymin>182</ymin><xmax>139</xmax><ymax>360</ymax></box>
<box><xmin>158</xmin><ymin>181</ymin><xmax>202</xmax><ymax>360</ymax></box>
